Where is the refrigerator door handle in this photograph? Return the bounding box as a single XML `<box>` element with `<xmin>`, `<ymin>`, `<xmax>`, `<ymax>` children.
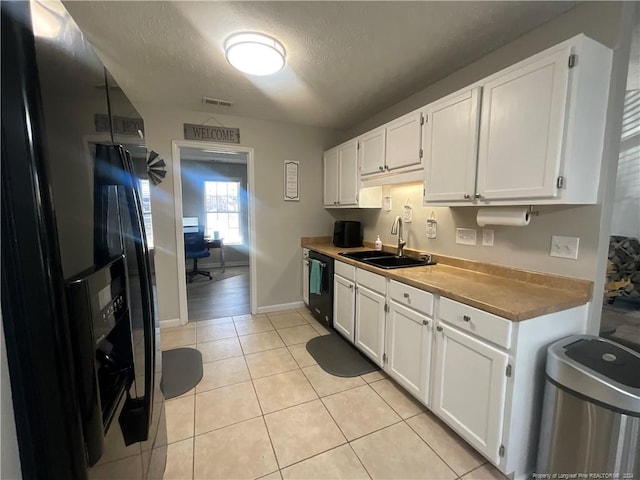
<box><xmin>117</xmin><ymin>146</ymin><xmax>156</xmax><ymax>445</ymax></box>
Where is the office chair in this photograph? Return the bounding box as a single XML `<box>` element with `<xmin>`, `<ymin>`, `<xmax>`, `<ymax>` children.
<box><xmin>184</xmin><ymin>229</ymin><xmax>211</xmax><ymax>282</ymax></box>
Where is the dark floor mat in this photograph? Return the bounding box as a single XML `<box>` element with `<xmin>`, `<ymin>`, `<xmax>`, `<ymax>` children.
<box><xmin>160</xmin><ymin>348</ymin><xmax>203</xmax><ymax>399</ymax></box>
<box><xmin>306</xmin><ymin>333</ymin><xmax>379</xmax><ymax>377</ymax></box>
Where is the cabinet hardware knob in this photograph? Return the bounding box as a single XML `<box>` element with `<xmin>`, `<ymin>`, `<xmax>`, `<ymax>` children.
<box><xmin>379</xmin><ymin>166</ymin><xmax>384</xmax><ymax>171</ymax></box>
<box><xmin>403</xmin><ymin>293</ymin><xmax>410</xmax><ymax>298</ymax></box>
<box><xmin>436</xmin><ymin>326</ymin><xmax>443</xmax><ymax>332</ymax></box>
<box><xmin>474</xmin><ymin>193</ymin><xmax>482</xmax><ymax>199</ymax></box>
<box><xmin>463</xmin><ymin>315</ymin><xmax>471</xmax><ymax>322</ymax></box>
<box><xmin>349</xmin><ymin>284</ymin><xmax>353</xmax><ymax>290</ymax></box>
<box><xmin>384</xmin><ymin>165</ymin><xmax>389</xmax><ymax>171</ymax></box>
<box><xmin>464</xmin><ymin>193</ymin><xmax>471</xmax><ymax>199</ymax></box>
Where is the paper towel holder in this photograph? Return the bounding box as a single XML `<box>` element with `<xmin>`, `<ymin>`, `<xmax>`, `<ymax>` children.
<box><xmin>528</xmin><ymin>205</ymin><xmax>540</xmax><ymax>217</ymax></box>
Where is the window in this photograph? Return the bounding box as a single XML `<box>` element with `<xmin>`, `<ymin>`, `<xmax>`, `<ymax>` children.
<box><xmin>204</xmin><ymin>180</ymin><xmax>242</xmax><ymax>244</ymax></box>
<box><xmin>139</xmin><ymin>179</ymin><xmax>154</xmax><ymax>248</ymax></box>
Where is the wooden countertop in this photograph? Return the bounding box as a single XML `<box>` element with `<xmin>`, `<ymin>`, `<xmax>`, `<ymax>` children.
<box><xmin>301</xmin><ymin>241</ymin><xmax>593</xmax><ymax>322</ymax></box>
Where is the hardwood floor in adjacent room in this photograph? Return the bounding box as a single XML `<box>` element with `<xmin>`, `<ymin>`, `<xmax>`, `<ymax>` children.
<box><xmin>186</xmin><ymin>266</ymin><xmax>250</xmax><ymax>321</ymax></box>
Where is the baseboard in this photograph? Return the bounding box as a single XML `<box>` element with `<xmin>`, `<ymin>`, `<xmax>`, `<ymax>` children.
<box><xmin>199</xmin><ymin>260</ymin><xmax>249</xmax><ymax>268</ymax></box>
<box><xmin>159</xmin><ymin>318</ymin><xmax>183</xmax><ymax>329</ymax></box>
<box><xmin>257</xmin><ymin>301</ymin><xmax>305</xmax><ymax>314</ymax></box>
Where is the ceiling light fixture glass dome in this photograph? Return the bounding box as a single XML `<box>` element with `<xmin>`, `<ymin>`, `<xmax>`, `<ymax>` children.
<box><xmin>224</xmin><ymin>32</ymin><xmax>286</xmax><ymax>76</ymax></box>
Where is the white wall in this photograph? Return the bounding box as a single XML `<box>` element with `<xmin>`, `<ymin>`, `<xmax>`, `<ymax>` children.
<box><xmin>348</xmin><ymin>185</ymin><xmax>603</xmax><ymax>280</ymax></box>
<box><xmin>138</xmin><ymin>105</ymin><xmax>339</xmax><ymax>321</ymax></box>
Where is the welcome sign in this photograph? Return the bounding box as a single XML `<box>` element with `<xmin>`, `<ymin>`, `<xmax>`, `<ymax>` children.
<box><xmin>183</xmin><ymin>124</ymin><xmax>240</xmax><ymax>143</ymax></box>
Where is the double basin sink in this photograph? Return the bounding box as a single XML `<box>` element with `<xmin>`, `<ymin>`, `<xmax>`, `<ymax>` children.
<box><xmin>339</xmin><ymin>250</ymin><xmax>436</xmax><ymax>270</ymax></box>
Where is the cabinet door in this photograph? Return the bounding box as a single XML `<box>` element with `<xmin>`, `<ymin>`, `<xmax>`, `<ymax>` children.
<box><xmin>333</xmin><ymin>275</ymin><xmax>355</xmax><ymax>343</ymax></box>
<box><xmin>433</xmin><ymin>323</ymin><xmax>509</xmax><ymax>465</ymax></box>
<box><xmin>354</xmin><ymin>285</ymin><xmax>385</xmax><ymax>366</ymax></box>
<box><xmin>323</xmin><ymin>148</ymin><xmax>339</xmax><ymax>206</ymax></box>
<box><xmin>359</xmin><ymin>127</ymin><xmax>386</xmax><ymax>176</ymax></box>
<box><xmin>338</xmin><ymin>140</ymin><xmax>358</xmax><ymax>206</ymax></box>
<box><xmin>476</xmin><ymin>47</ymin><xmax>571</xmax><ymax>200</ymax></box>
<box><xmin>385</xmin><ymin>110</ymin><xmax>423</xmax><ymax>172</ymax></box>
<box><xmin>386</xmin><ymin>301</ymin><xmax>432</xmax><ymax>404</ymax></box>
<box><xmin>302</xmin><ymin>259</ymin><xmax>309</xmax><ymax>305</ymax></box>
<box><xmin>424</xmin><ymin>88</ymin><xmax>481</xmax><ymax>203</ymax></box>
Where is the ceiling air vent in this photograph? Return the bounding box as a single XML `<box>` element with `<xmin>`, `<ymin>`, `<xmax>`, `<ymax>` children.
<box><xmin>202</xmin><ymin>96</ymin><xmax>233</xmax><ymax>107</ymax></box>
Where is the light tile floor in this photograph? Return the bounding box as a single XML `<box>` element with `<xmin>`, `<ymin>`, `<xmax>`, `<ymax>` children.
<box><xmin>159</xmin><ymin>308</ymin><xmax>508</xmax><ymax>480</ymax></box>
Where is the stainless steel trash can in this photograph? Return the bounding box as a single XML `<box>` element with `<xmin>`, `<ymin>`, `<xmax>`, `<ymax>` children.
<box><xmin>536</xmin><ymin>335</ymin><xmax>640</xmax><ymax>476</ymax></box>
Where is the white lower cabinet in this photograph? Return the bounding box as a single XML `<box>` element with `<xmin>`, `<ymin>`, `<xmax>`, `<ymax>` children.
<box><xmin>333</xmin><ymin>274</ymin><xmax>355</xmax><ymax>342</ymax></box>
<box><xmin>354</xmin><ymin>284</ymin><xmax>386</xmax><ymax>367</ymax></box>
<box><xmin>385</xmin><ymin>301</ymin><xmax>432</xmax><ymax>405</ymax></box>
<box><xmin>325</xmin><ymin>254</ymin><xmax>588</xmax><ymax>479</ymax></box>
<box><xmin>432</xmin><ymin>322</ymin><xmax>509</xmax><ymax>465</ymax></box>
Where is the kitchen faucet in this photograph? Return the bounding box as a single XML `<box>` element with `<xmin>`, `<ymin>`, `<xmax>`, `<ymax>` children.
<box><xmin>390</xmin><ymin>216</ymin><xmax>406</xmax><ymax>257</ymax></box>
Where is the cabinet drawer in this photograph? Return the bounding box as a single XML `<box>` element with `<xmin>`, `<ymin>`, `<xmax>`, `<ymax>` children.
<box><xmin>389</xmin><ymin>280</ymin><xmax>434</xmax><ymax>317</ymax></box>
<box><xmin>356</xmin><ymin>268</ymin><xmax>386</xmax><ymax>294</ymax></box>
<box><xmin>335</xmin><ymin>261</ymin><xmax>356</xmax><ymax>282</ymax></box>
<box><xmin>439</xmin><ymin>297</ymin><xmax>512</xmax><ymax>349</ymax></box>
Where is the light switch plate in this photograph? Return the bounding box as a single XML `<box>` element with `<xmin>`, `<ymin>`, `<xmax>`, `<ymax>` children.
<box><xmin>456</xmin><ymin>228</ymin><xmax>477</xmax><ymax>246</ymax></box>
<box><xmin>482</xmin><ymin>229</ymin><xmax>494</xmax><ymax>247</ymax></box>
<box><xmin>550</xmin><ymin>235</ymin><xmax>579</xmax><ymax>259</ymax></box>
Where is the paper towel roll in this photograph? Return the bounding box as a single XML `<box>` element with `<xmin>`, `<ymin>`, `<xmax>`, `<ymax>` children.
<box><xmin>476</xmin><ymin>208</ymin><xmax>531</xmax><ymax>227</ymax></box>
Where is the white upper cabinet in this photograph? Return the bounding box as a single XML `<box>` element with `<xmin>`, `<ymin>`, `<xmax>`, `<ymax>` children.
<box><xmin>475</xmin><ymin>35</ymin><xmax>611</xmax><ymax>204</ymax></box>
<box><xmin>477</xmin><ymin>48</ymin><xmax>570</xmax><ymax>201</ymax></box>
<box><xmin>324</xmin><ymin>140</ymin><xmax>382</xmax><ymax>208</ymax></box>
<box><xmin>323</xmin><ymin>147</ymin><xmax>339</xmax><ymax>206</ymax></box>
<box><xmin>423</xmin><ymin>35</ymin><xmax>611</xmax><ymax>206</ymax></box>
<box><xmin>359</xmin><ymin>126</ymin><xmax>386</xmax><ymax>176</ymax></box>
<box><xmin>327</xmin><ymin>34</ymin><xmax>611</xmax><ymax>206</ymax></box>
<box><xmin>323</xmin><ymin>140</ymin><xmax>357</xmax><ymax>207</ymax></box>
<box><xmin>423</xmin><ymin>87</ymin><xmax>481</xmax><ymax>204</ymax></box>
<box><xmin>338</xmin><ymin>140</ymin><xmax>358</xmax><ymax>205</ymax></box>
<box><xmin>385</xmin><ymin>110</ymin><xmax>424</xmax><ymax>172</ymax></box>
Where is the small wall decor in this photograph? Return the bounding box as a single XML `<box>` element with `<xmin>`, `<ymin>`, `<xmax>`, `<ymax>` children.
<box><xmin>146</xmin><ymin>150</ymin><xmax>167</xmax><ymax>185</ymax></box>
<box><xmin>284</xmin><ymin>160</ymin><xmax>299</xmax><ymax>201</ymax></box>
<box><xmin>183</xmin><ymin>123</ymin><xmax>240</xmax><ymax>143</ymax></box>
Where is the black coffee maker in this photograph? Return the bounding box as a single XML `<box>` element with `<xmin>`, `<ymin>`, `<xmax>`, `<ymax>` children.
<box><xmin>333</xmin><ymin>221</ymin><xmax>362</xmax><ymax>247</ymax></box>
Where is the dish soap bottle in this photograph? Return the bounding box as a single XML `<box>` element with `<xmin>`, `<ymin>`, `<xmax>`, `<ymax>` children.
<box><xmin>374</xmin><ymin>235</ymin><xmax>382</xmax><ymax>251</ymax></box>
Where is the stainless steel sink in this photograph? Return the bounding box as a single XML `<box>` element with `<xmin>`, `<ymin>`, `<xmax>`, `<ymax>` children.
<box><xmin>339</xmin><ymin>250</ymin><xmax>395</xmax><ymax>260</ymax></box>
<box><xmin>339</xmin><ymin>250</ymin><xmax>436</xmax><ymax>269</ymax></box>
<box><xmin>362</xmin><ymin>256</ymin><xmax>436</xmax><ymax>269</ymax></box>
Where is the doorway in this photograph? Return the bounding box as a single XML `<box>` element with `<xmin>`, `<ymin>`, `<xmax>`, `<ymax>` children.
<box><xmin>172</xmin><ymin>140</ymin><xmax>257</xmax><ymax>324</ymax></box>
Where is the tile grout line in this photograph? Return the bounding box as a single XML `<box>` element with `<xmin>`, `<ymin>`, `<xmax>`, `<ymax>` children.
<box><xmin>346</xmin><ymin>442</ymin><xmax>374</xmax><ymax>480</ymax></box>
<box><xmin>366</xmin><ymin>377</ymin><xmax>419</xmax><ymax>422</ymax></box>
<box><xmin>403</xmin><ymin>414</ymin><xmax>469</xmax><ymax>479</ymax></box>
<box><xmin>239</xmin><ymin>346</ymin><xmax>283</xmax><ymax>474</ymax></box>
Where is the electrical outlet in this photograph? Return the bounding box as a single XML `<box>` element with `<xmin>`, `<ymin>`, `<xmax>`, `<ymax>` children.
<box><xmin>482</xmin><ymin>229</ymin><xmax>494</xmax><ymax>247</ymax></box>
<box><xmin>550</xmin><ymin>235</ymin><xmax>579</xmax><ymax>259</ymax></box>
<box><xmin>456</xmin><ymin>228</ymin><xmax>477</xmax><ymax>246</ymax></box>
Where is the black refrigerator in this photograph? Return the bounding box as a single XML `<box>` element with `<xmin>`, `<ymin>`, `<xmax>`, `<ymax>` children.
<box><xmin>1</xmin><ymin>2</ymin><xmax>166</xmax><ymax>479</ymax></box>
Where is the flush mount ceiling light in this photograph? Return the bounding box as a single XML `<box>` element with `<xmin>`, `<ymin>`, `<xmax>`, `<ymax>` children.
<box><xmin>224</xmin><ymin>32</ymin><xmax>286</xmax><ymax>76</ymax></box>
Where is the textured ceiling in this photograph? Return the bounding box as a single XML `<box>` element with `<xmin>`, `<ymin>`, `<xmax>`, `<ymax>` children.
<box><xmin>64</xmin><ymin>1</ymin><xmax>580</xmax><ymax>129</ymax></box>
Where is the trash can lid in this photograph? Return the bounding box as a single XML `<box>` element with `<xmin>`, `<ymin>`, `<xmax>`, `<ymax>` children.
<box><xmin>546</xmin><ymin>335</ymin><xmax>640</xmax><ymax>415</ymax></box>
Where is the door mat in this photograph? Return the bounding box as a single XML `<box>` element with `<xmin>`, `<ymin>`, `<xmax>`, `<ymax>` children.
<box><xmin>160</xmin><ymin>347</ymin><xmax>203</xmax><ymax>399</ymax></box>
<box><xmin>306</xmin><ymin>333</ymin><xmax>379</xmax><ymax>377</ymax></box>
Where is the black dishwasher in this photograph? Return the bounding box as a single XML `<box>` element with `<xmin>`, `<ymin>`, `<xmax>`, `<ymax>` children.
<box><xmin>308</xmin><ymin>251</ymin><xmax>334</xmax><ymax>329</ymax></box>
